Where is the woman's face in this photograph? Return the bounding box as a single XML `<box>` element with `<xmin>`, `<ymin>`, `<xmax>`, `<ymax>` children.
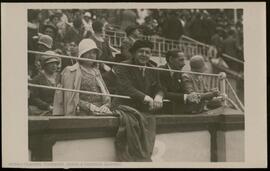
<box><xmin>44</xmin><ymin>61</ymin><xmax>58</xmax><ymax>74</ymax></box>
<box><xmin>44</xmin><ymin>27</ymin><xmax>55</xmax><ymax>39</ymax></box>
<box><xmin>80</xmin><ymin>49</ymin><xmax>98</xmax><ymax>66</ymax></box>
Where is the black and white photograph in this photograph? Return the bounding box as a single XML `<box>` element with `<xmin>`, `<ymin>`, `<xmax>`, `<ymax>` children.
<box><xmin>2</xmin><ymin>2</ymin><xmax>267</xmax><ymax>168</ymax></box>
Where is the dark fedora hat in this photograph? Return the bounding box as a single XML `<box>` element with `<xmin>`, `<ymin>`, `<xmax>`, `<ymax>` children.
<box><xmin>129</xmin><ymin>40</ymin><xmax>153</xmax><ymax>53</ymax></box>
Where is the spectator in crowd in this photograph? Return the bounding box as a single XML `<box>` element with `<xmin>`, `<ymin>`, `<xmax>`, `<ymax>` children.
<box><xmin>136</xmin><ymin>9</ymin><xmax>151</xmax><ymax>25</ymax></box>
<box><xmin>28</xmin><ymin>10</ymin><xmax>39</xmax><ymax>50</ymax></box>
<box><xmin>44</xmin><ymin>14</ymin><xmax>60</xmax><ymax>29</ymax></box>
<box><xmin>183</xmin><ymin>55</ymin><xmax>223</xmax><ymax>113</ymax></box>
<box><xmin>222</xmin><ymin>29</ymin><xmax>242</xmax><ymax>70</ymax></box>
<box><xmin>64</xmin><ymin>18</ymin><xmax>85</xmax><ymax>45</ymax></box>
<box><xmin>113</xmin><ymin>40</ymin><xmax>164</xmax><ymax>113</ymax></box>
<box><xmin>120</xmin><ymin>9</ymin><xmax>138</xmax><ymax>30</ymax></box>
<box><xmin>90</xmin><ymin>20</ymin><xmax>114</xmax><ymax>72</ymax></box>
<box><xmin>186</xmin><ymin>10</ymin><xmax>205</xmax><ymax>43</ymax></box>
<box><xmin>82</xmin><ymin>12</ymin><xmax>94</xmax><ymax>37</ymax></box>
<box><xmin>40</xmin><ymin>23</ymin><xmax>63</xmax><ymax>51</ymax></box>
<box><xmin>119</xmin><ymin>25</ymin><xmax>141</xmax><ymax>61</ymax></box>
<box><xmin>161</xmin><ymin>11</ymin><xmax>184</xmax><ymax>40</ymax></box>
<box><xmin>34</xmin><ymin>34</ymin><xmax>54</xmax><ymax>76</ymax></box>
<box><xmin>140</xmin><ymin>16</ymin><xmax>159</xmax><ymax>36</ymax></box>
<box><xmin>73</xmin><ymin>9</ymin><xmax>83</xmax><ymax>22</ymax></box>
<box><xmin>211</xmin><ymin>27</ymin><xmax>224</xmax><ymax>57</ymax></box>
<box><xmin>61</xmin><ymin>41</ymin><xmax>78</xmax><ymax>70</ymax></box>
<box><xmin>200</xmin><ymin>10</ymin><xmax>217</xmax><ymax>44</ymax></box>
<box><xmin>235</xmin><ymin>22</ymin><xmax>244</xmax><ymax>59</ymax></box>
<box><xmin>159</xmin><ymin>50</ymin><xmax>199</xmax><ymax>114</ymax></box>
<box><xmin>29</xmin><ymin>51</ymin><xmax>61</xmax><ymax>115</ymax></box>
<box><xmin>41</xmin><ymin>24</ymin><xmax>57</xmax><ymax>41</ymax></box>
<box><xmin>53</xmin><ymin>39</ymin><xmax>112</xmax><ymax>116</ymax></box>
<box><xmin>55</xmin><ymin>10</ymin><xmax>69</xmax><ymax>40</ymax></box>
<box><xmin>28</xmin><ymin>9</ymin><xmax>40</xmax><ymax>78</ymax></box>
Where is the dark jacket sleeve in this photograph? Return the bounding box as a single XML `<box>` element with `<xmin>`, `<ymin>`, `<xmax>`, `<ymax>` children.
<box><xmin>158</xmin><ymin>69</ymin><xmax>184</xmax><ymax>103</ymax></box>
<box><xmin>29</xmin><ymin>75</ymin><xmax>50</xmax><ymax>110</ymax></box>
<box><xmin>114</xmin><ymin>65</ymin><xmax>146</xmax><ymax>102</ymax></box>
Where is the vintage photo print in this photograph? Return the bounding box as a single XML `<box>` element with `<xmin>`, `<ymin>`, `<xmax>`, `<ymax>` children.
<box><xmin>2</xmin><ymin>2</ymin><xmax>267</xmax><ymax>168</ymax></box>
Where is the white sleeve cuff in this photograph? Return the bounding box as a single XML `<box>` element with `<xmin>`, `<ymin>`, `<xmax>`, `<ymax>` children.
<box><xmin>184</xmin><ymin>94</ymin><xmax>187</xmax><ymax>104</ymax></box>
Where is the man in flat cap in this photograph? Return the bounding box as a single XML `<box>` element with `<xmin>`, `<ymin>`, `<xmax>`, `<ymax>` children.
<box><xmin>113</xmin><ymin>40</ymin><xmax>164</xmax><ymax>113</ymax></box>
<box><xmin>119</xmin><ymin>25</ymin><xmax>141</xmax><ymax>62</ymax></box>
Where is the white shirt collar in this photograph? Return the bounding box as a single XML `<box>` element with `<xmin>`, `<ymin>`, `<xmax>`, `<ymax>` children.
<box><xmin>167</xmin><ymin>64</ymin><xmax>174</xmax><ymax>78</ymax></box>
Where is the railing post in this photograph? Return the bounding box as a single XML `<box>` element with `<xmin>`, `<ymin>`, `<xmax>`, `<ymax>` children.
<box><xmin>219</xmin><ymin>72</ymin><xmax>227</xmax><ymax>106</ymax></box>
<box><xmin>158</xmin><ymin>42</ymin><xmax>162</xmax><ymax>63</ymax></box>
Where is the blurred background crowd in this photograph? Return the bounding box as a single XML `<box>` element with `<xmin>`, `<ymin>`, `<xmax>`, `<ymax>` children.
<box><xmin>28</xmin><ymin>8</ymin><xmax>244</xmax><ymax>78</ymax></box>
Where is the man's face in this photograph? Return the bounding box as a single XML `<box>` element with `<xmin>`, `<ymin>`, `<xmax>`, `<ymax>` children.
<box><xmin>134</xmin><ymin>47</ymin><xmax>151</xmax><ymax>65</ymax></box>
<box><xmin>44</xmin><ymin>28</ymin><xmax>55</xmax><ymax>39</ymax></box>
<box><xmin>52</xmin><ymin>16</ymin><xmax>60</xmax><ymax>25</ymax></box>
<box><xmin>44</xmin><ymin>61</ymin><xmax>58</xmax><ymax>74</ymax></box>
<box><xmin>169</xmin><ymin>52</ymin><xmax>185</xmax><ymax>70</ymax></box>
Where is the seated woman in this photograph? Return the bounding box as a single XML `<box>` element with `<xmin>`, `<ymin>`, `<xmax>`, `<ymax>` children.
<box><xmin>53</xmin><ymin>39</ymin><xmax>112</xmax><ymax>116</ymax></box>
<box><xmin>29</xmin><ymin>51</ymin><xmax>60</xmax><ymax>115</ymax></box>
<box><xmin>182</xmin><ymin>55</ymin><xmax>224</xmax><ymax>114</ymax></box>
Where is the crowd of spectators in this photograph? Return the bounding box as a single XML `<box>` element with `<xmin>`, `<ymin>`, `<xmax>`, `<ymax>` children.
<box><xmin>27</xmin><ymin>9</ymin><xmax>242</xmax><ymax>116</ymax></box>
<box><xmin>28</xmin><ymin>9</ymin><xmax>243</xmax><ymax>61</ymax></box>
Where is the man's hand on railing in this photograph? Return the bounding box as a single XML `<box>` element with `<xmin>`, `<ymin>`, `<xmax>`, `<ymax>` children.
<box><xmin>144</xmin><ymin>95</ymin><xmax>155</xmax><ymax>111</ymax></box>
<box><xmin>153</xmin><ymin>95</ymin><xmax>163</xmax><ymax>110</ymax></box>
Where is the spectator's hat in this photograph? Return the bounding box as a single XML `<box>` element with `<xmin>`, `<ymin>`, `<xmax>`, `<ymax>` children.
<box><xmin>190</xmin><ymin>55</ymin><xmax>207</xmax><ymax>72</ymax></box>
<box><xmin>38</xmin><ymin>34</ymin><xmax>53</xmax><ymax>49</ymax></box>
<box><xmin>125</xmin><ymin>25</ymin><xmax>138</xmax><ymax>36</ymax></box>
<box><xmin>129</xmin><ymin>40</ymin><xmax>153</xmax><ymax>53</ymax></box>
<box><xmin>84</xmin><ymin>12</ymin><xmax>91</xmax><ymax>18</ymax></box>
<box><xmin>41</xmin><ymin>51</ymin><xmax>60</xmax><ymax>67</ymax></box>
<box><xmin>78</xmin><ymin>39</ymin><xmax>102</xmax><ymax>58</ymax></box>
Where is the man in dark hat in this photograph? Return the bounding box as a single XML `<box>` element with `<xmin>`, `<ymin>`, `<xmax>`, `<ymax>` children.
<box><xmin>113</xmin><ymin>40</ymin><xmax>164</xmax><ymax>113</ymax></box>
<box><xmin>119</xmin><ymin>25</ymin><xmax>141</xmax><ymax>62</ymax></box>
<box><xmin>159</xmin><ymin>50</ymin><xmax>200</xmax><ymax>114</ymax></box>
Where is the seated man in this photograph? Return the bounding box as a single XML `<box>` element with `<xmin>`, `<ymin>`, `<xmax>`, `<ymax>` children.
<box><xmin>113</xmin><ymin>40</ymin><xmax>164</xmax><ymax>113</ymax></box>
<box><xmin>159</xmin><ymin>50</ymin><xmax>200</xmax><ymax>114</ymax></box>
<box><xmin>183</xmin><ymin>55</ymin><xmax>224</xmax><ymax>114</ymax></box>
